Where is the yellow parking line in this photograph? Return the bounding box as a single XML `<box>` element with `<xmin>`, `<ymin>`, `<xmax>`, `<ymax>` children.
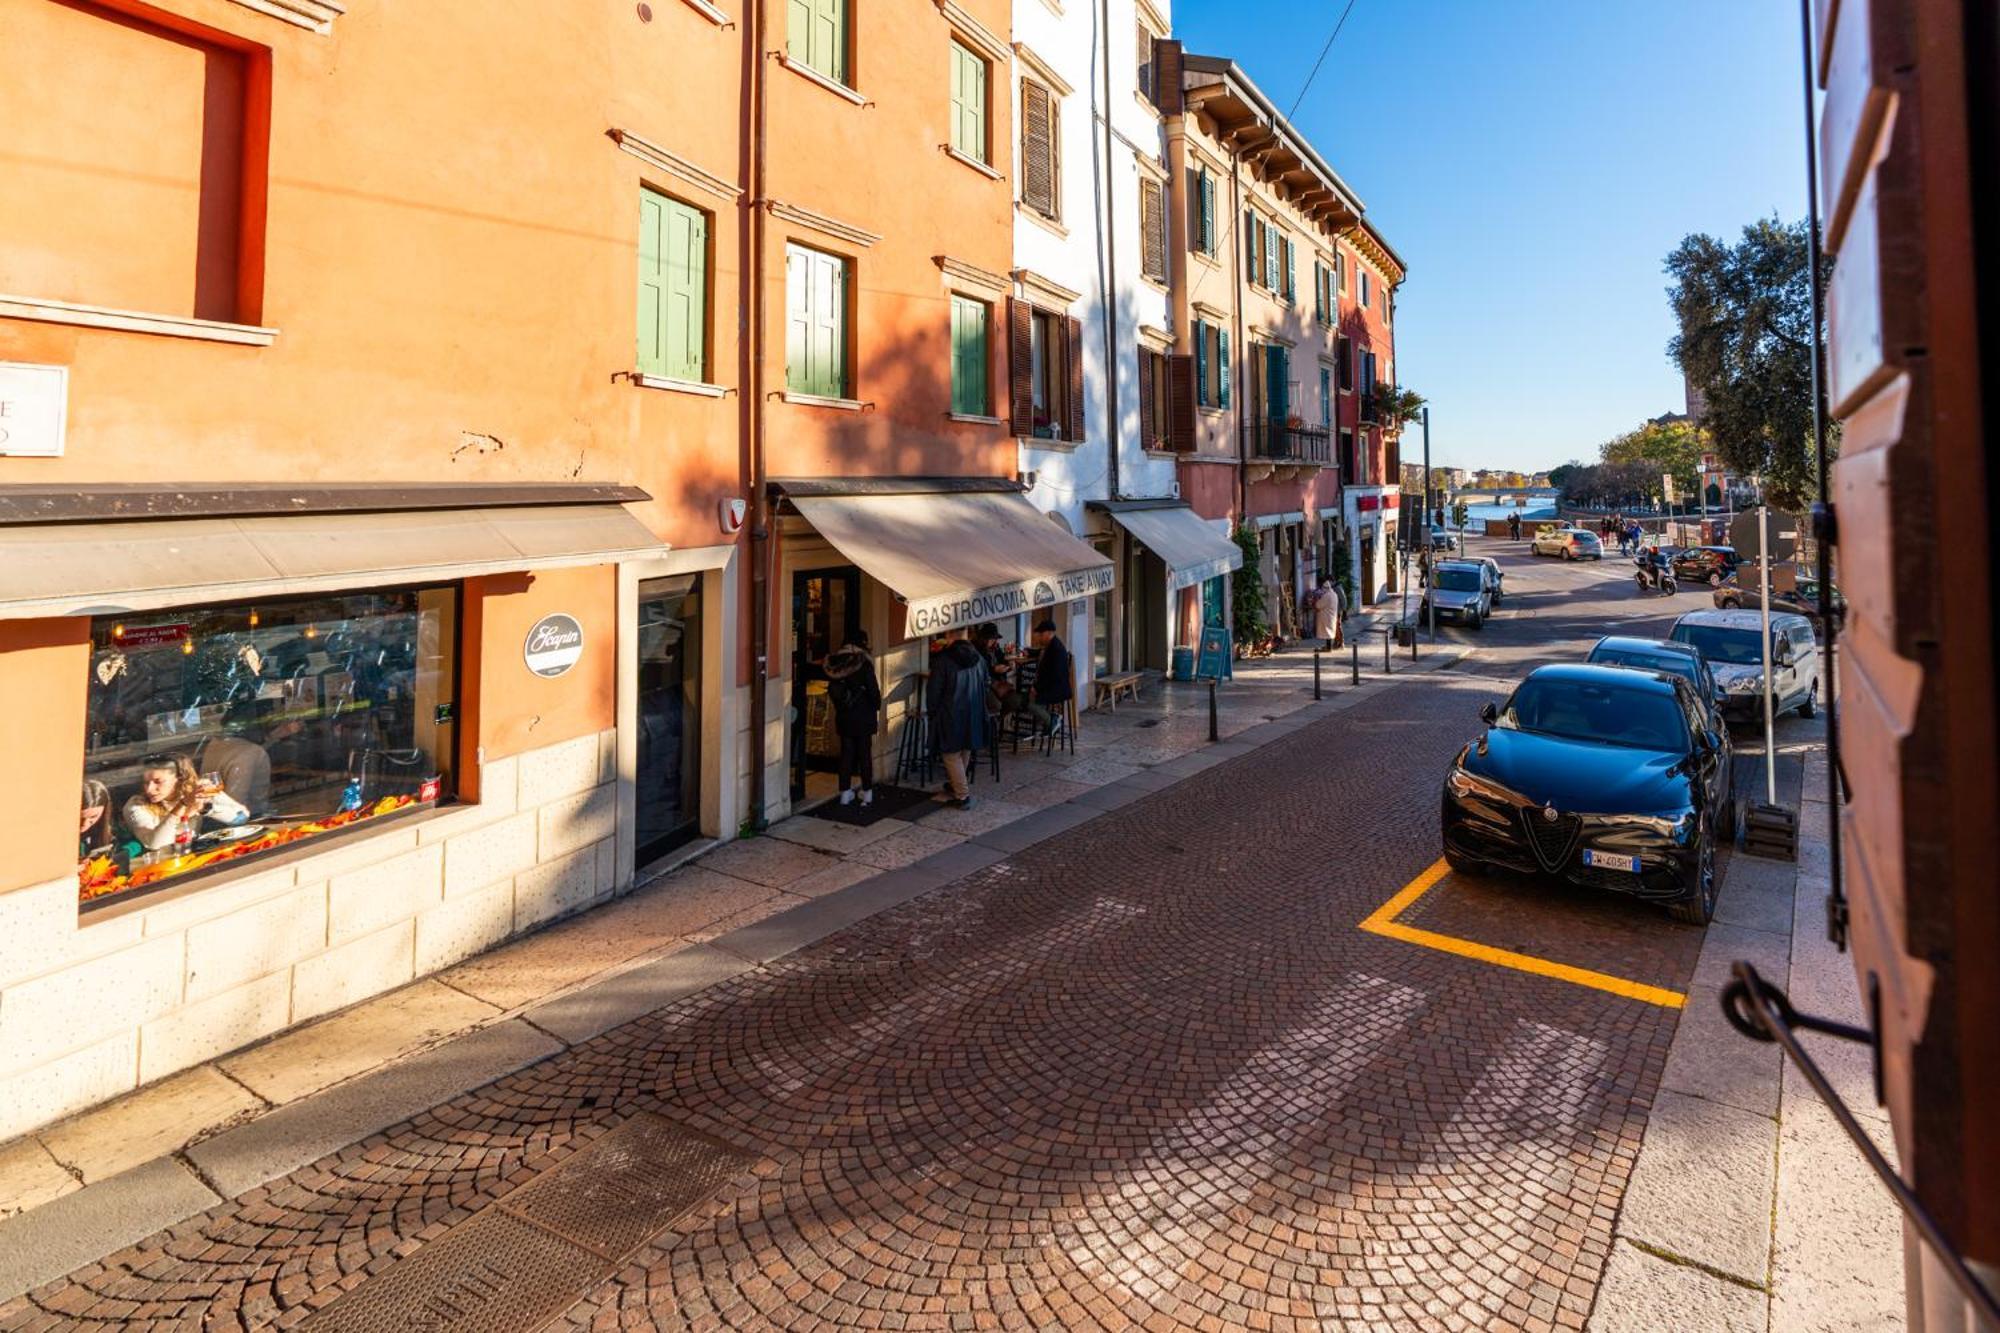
<box><xmin>1360</xmin><ymin>858</ymin><xmax>1687</xmax><ymax>1010</ymax></box>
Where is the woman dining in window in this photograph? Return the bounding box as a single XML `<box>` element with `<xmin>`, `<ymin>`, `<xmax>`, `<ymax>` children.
<box><xmin>122</xmin><ymin>754</ymin><xmax>249</xmax><ymax>852</ymax></box>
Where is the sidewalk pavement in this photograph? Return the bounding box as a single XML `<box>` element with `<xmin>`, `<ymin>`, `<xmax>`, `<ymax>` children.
<box><xmin>1589</xmin><ymin>734</ymin><xmax>1906</xmax><ymax>1332</ymax></box>
<box><xmin>0</xmin><ymin>635</ymin><xmax>1464</xmax><ymax>1300</ymax></box>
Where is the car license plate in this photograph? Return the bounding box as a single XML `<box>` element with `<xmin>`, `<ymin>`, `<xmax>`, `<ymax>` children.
<box><xmin>1582</xmin><ymin>850</ymin><xmax>1639</xmax><ymax>873</ymax></box>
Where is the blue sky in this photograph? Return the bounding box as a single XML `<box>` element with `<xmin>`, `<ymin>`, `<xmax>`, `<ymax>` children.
<box><xmin>1169</xmin><ymin>0</ymin><xmax>1807</xmax><ymax>473</ymax></box>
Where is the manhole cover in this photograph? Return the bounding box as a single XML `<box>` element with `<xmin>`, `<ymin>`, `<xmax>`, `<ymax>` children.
<box><xmin>502</xmin><ymin>1113</ymin><xmax>756</xmax><ymax>1259</ymax></box>
<box><xmin>296</xmin><ymin>1210</ymin><xmax>607</xmax><ymax>1333</ymax></box>
<box><xmin>299</xmin><ymin>1114</ymin><xmax>756</xmax><ymax>1331</ymax></box>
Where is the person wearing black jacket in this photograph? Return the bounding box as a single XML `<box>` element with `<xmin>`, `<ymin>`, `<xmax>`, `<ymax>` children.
<box><xmin>925</xmin><ymin>629</ymin><xmax>989</xmax><ymax>808</ymax></box>
<box><xmin>1025</xmin><ymin>619</ymin><xmax>1072</xmax><ymax>733</ymax></box>
<box><xmin>822</xmin><ymin>631</ymin><xmax>881</xmax><ymax>807</ymax></box>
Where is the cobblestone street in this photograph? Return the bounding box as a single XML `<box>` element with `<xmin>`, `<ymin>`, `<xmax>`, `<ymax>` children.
<box><xmin>0</xmin><ymin>544</ymin><xmax>1865</xmax><ymax>1331</ymax></box>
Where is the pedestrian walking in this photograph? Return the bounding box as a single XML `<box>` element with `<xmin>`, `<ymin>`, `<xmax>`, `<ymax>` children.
<box><xmin>823</xmin><ymin>630</ymin><xmax>881</xmax><ymax>807</ymax></box>
<box><xmin>1309</xmin><ymin>576</ymin><xmax>1343</xmax><ymax>651</ymax></box>
<box><xmin>1508</xmin><ymin>511</ymin><xmax>1522</xmax><ymax>542</ymax></box>
<box><xmin>925</xmin><ymin>629</ymin><xmax>989</xmax><ymax>809</ymax></box>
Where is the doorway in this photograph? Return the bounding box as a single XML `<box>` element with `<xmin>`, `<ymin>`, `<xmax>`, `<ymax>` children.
<box><xmin>634</xmin><ymin>574</ymin><xmax>703</xmax><ymax>866</ymax></box>
<box><xmin>790</xmin><ymin>566</ymin><xmax>861</xmax><ymax>803</ymax></box>
<box><xmin>1359</xmin><ymin>527</ymin><xmax>1377</xmax><ymax>606</ymax></box>
<box><xmin>1128</xmin><ymin>546</ymin><xmax>1168</xmax><ymax>672</ymax></box>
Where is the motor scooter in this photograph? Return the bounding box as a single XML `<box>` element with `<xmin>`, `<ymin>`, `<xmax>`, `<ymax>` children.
<box><xmin>1634</xmin><ymin>562</ymin><xmax>1678</xmax><ymax>596</ymax></box>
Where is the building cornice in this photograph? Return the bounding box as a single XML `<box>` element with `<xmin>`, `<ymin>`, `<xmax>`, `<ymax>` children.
<box><xmin>935</xmin><ymin>0</ymin><xmax>1010</xmax><ymax>65</ymax></box>
<box><xmin>610</xmin><ymin>129</ymin><xmax>743</xmax><ymax>201</ymax></box>
<box><xmin>1012</xmin><ymin>42</ymin><xmax>1075</xmax><ymax>99</ymax></box>
<box><xmin>1013</xmin><ymin>268</ymin><xmax>1083</xmax><ymax>309</ymax></box>
<box><xmin>1134</xmin><ymin>0</ymin><xmax>1168</xmax><ymax>34</ymax></box>
<box><xmin>768</xmin><ymin>200</ymin><xmax>882</xmax><ymax>248</ymax></box>
<box><xmin>936</xmin><ymin>255</ymin><xmax>1010</xmax><ymax>295</ymax></box>
<box><xmin>225</xmin><ymin>0</ymin><xmax>343</xmax><ymax>32</ymax></box>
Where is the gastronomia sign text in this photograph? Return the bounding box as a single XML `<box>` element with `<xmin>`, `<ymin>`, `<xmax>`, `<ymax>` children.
<box><xmin>905</xmin><ymin>565</ymin><xmax>1115</xmax><ymax>634</ymax></box>
<box><xmin>524</xmin><ymin>613</ymin><xmax>585</xmax><ymax>677</ymax></box>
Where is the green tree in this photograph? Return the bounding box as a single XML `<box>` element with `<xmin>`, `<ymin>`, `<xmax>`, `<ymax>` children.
<box><xmin>1601</xmin><ymin>419</ymin><xmax>1704</xmax><ymax>498</ymax></box>
<box><xmin>1230</xmin><ymin>525</ymin><xmax>1268</xmax><ymax>647</ymax></box>
<box><xmin>1666</xmin><ymin>217</ymin><xmax>1833</xmax><ymax>510</ymax></box>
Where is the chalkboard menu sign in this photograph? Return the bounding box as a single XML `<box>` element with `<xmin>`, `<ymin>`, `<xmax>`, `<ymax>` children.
<box><xmin>1195</xmin><ymin>626</ymin><xmax>1233</xmax><ymax>680</ymax></box>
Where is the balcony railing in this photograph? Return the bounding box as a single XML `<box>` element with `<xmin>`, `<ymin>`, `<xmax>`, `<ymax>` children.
<box><xmin>1242</xmin><ymin>418</ymin><xmax>1333</xmax><ymax>466</ymax></box>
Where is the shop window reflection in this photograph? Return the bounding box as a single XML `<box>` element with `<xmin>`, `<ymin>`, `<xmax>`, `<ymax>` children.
<box><xmin>79</xmin><ymin>586</ymin><xmax>458</xmax><ymax>908</ymax></box>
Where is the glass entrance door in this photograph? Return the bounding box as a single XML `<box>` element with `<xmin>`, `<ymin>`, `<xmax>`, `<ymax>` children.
<box><xmin>790</xmin><ymin>566</ymin><xmax>861</xmax><ymax>801</ymax></box>
<box><xmin>635</xmin><ymin>575</ymin><xmax>702</xmax><ymax>866</ymax></box>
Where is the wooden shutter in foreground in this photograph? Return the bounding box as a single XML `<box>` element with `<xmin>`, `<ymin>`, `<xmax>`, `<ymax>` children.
<box><xmin>1169</xmin><ymin>354</ymin><xmax>1195</xmax><ymax>452</ymax></box>
<box><xmin>637</xmin><ymin>192</ymin><xmax>669</xmax><ymax>377</ymax></box>
<box><xmin>1140</xmin><ymin>178</ymin><xmax>1165</xmax><ymax>281</ymax></box>
<box><xmin>1065</xmin><ymin>315</ymin><xmax>1086</xmax><ymax>443</ymax></box>
<box><xmin>1008</xmin><ymin>298</ymin><xmax>1033</xmax><ymax>435</ymax></box>
<box><xmin>1021</xmin><ymin>82</ymin><xmax>1056</xmax><ymax>218</ymax></box>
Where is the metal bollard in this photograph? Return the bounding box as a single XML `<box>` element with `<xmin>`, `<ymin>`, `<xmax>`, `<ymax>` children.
<box><xmin>1313</xmin><ymin>648</ymin><xmax>1323</xmax><ymax>700</ymax></box>
<box><xmin>1384</xmin><ymin>627</ymin><xmax>1392</xmax><ymax>674</ymax></box>
<box><xmin>1350</xmin><ymin>637</ymin><xmax>1360</xmax><ymax>685</ymax></box>
<box><xmin>1207</xmin><ymin>678</ymin><xmax>1219</xmax><ymax>741</ymax></box>
<box><xmin>1411</xmin><ymin>626</ymin><xmax>1419</xmax><ymax>661</ymax></box>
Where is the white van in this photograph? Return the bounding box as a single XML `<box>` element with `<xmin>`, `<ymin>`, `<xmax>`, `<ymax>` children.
<box><xmin>1667</xmin><ymin>609</ymin><xmax>1821</xmax><ymax>724</ymax></box>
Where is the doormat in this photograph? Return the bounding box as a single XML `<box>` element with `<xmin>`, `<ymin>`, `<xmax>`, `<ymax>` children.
<box><xmin>800</xmin><ymin>784</ymin><xmax>939</xmax><ymax>826</ymax></box>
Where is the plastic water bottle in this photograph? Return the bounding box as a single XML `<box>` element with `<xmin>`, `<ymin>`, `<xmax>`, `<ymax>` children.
<box><xmin>339</xmin><ymin>778</ymin><xmax>363</xmax><ymax>812</ymax></box>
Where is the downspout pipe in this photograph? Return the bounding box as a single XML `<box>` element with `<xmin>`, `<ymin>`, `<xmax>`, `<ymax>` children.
<box><xmin>1097</xmin><ymin>0</ymin><xmax>1121</xmax><ymax>504</ymax></box>
<box><xmin>745</xmin><ymin>0</ymin><xmax>771</xmax><ymax>831</ymax></box>
<box><xmin>1228</xmin><ymin>145</ymin><xmax>1247</xmax><ymax>524</ymax></box>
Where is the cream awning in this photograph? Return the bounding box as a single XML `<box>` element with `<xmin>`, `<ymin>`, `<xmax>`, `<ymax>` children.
<box><xmin>0</xmin><ymin>504</ymin><xmax>668</xmax><ymax>619</ymax></box>
<box><xmin>1104</xmin><ymin>504</ymin><xmax>1242</xmax><ymax>590</ymax></box>
<box><xmin>785</xmin><ymin>486</ymin><xmax>1113</xmax><ymax>634</ymax></box>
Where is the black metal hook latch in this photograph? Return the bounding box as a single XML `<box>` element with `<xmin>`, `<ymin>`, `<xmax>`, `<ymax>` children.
<box><xmin>1722</xmin><ymin>963</ymin><xmax>2000</xmax><ymax>1328</ymax></box>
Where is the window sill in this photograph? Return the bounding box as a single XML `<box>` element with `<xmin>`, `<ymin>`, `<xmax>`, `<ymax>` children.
<box><xmin>1198</xmin><ymin>405</ymin><xmax>1228</xmax><ymax>417</ymax></box>
<box><xmin>779</xmin><ymin>55</ymin><xmax>868</xmax><ymax>106</ymax></box>
<box><xmin>0</xmin><ymin>293</ymin><xmax>277</xmax><ymax>347</ymax></box>
<box><xmin>635</xmin><ymin>373</ymin><xmax>732</xmax><ymax>398</ymax></box>
<box><xmin>782</xmin><ymin>390</ymin><xmax>865</xmax><ymax>411</ymax></box>
<box><xmin>1190</xmin><ymin>249</ymin><xmax>1221</xmax><ymax>271</ymax></box>
<box><xmin>1018</xmin><ymin>434</ymin><xmax>1078</xmax><ymax>451</ymax></box>
<box><xmin>947</xmin><ymin>412</ymin><xmax>1003</xmax><ymax>425</ymax></box>
<box><xmin>1139</xmin><ymin>273</ymin><xmax>1170</xmax><ymax>295</ymax></box>
<box><xmin>943</xmin><ymin>145</ymin><xmax>1002</xmax><ymax>180</ymax></box>
<box><xmin>680</xmin><ymin>0</ymin><xmax>734</xmax><ymax>24</ymax></box>
<box><xmin>1132</xmin><ymin>90</ymin><xmax>1162</xmax><ymax>120</ymax></box>
<box><xmin>1015</xmin><ymin>203</ymin><xmax>1068</xmax><ymax>239</ymax></box>
<box><xmin>226</xmin><ymin>0</ymin><xmax>344</xmax><ymax>33</ymax></box>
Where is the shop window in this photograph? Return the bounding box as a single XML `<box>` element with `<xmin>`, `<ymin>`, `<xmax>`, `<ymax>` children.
<box><xmin>79</xmin><ymin>587</ymin><xmax>459</xmax><ymax>908</ymax></box>
<box><xmin>1</xmin><ymin>0</ymin><xmax>271</xmax><ymax>324</ymax></box>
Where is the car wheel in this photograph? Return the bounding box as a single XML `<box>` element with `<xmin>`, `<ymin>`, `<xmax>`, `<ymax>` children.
<box><xmin>1467</xmin><ymin>610</ymin><xmax>1482</xmax><ymax>630</ymax></box>
<box><xmin>1444</xmin><ymin>848</ymin><xmax>1487</xmax><ymax>878</ymax></box>
<box><xmin>1563</xmin><ymin>548</ymin><xmax>1574</xmax><ymax>562</ymax></box>
<box><xmin>1667</xmin><ymin>819</ymin><xmax>1717</xmax><ymax>925</ymax></box>
<box><xmin>1715</xmin><ymin>793</ymin><xmax>1738</xmax><ymax>840</ymax></box>
<box><xmin>1799</xmin><ymin>679</ymin><xmax>1819</xmax><ymax>719</ymax></box>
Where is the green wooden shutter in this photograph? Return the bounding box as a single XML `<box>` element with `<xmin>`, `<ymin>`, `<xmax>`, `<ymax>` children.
<box><xmin>1266</xmin><ymin>344</ymin><xmax>1288</xmax><ymax>421</ymax></box>
<box><xmin>951</xmin><ymin>296</ymin><xmax>988</xmax><ymax>415</ymax></box>
<box><xmin>1217</xmin><ymin>327</ymin><xmax>1230</xmax><ymax>407</ymax></box>
<box><xmin>663</xmin><ymin>198</ymin><xmax>706</xmax><ymax>382</ymax></box>
<box><xmin>1193</xmin><ymin>318</ymin><xmax>1209</xmax><ymax>406</ymax></box>
<box><xmin>1265</xmin><ymin>225</ymin><xmax>1279</xmax><ymax>290</ymax></box>
<box><xmin>1199</xmin><ymin>172</ymin><xmax>1214</xmax><ymax>254</ymax></box>
<box><xmin>950</xmin><ymin>42</ymin><xmax>987</xmax><ymax>162</ymax></box>
<box><xmin>792</xmin><ymin>0</ymin><xmax>845</xmax><ymax>82</ymax></box>
<box><xmin>787</xmin><ymin>243</ymin><xmax>847</xmax><ymax>396</ymax></box>
<box><xmin>1243</xmin><ymin>210</ymin><xmax>1256</xmax><ymax>283</ymax></box>
<box><xmin>637</xmin><ymin>192</ymin><xmax>668</xmax><ymax>377</ymax></box>
<box><xmin>1282</xmin><ymin>237</ymin><xmax>1295</xmax><ymax>301</ymax></box>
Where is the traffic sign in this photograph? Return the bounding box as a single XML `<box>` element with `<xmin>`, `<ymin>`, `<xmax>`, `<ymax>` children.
<box><xmin>1729</xmin><ymin>509</ymin><xmax>1799</xmax><ymax>563</ymax></box>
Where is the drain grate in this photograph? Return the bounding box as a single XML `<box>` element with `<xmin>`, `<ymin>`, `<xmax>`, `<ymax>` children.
<box><xmin>298</xmin><ymin>1114</ymin><xmax>756</xmax><ymax>1331</ymax></box>
<box><xmin>295</xmin><ymin>1211</ymin><xmax>608</xmax><ymax>1333</ymax></box>
<box><xmin>501</xmin><ymin>1113</ymin><xmax>756</xmax><ymax>1260</ymax></box>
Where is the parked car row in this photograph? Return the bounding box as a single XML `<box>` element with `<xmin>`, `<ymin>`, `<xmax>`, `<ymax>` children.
<box><xmin>1438</xmin><ymin>600</ymin><xmax>1825</xmax><ymax>926</ymax></box>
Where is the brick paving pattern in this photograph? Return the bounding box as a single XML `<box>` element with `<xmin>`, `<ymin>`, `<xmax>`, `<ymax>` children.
<box><xmin>1</xmin><ymin>674</ymin><xmax>1691</xmax><ymax>1332</ymax></box>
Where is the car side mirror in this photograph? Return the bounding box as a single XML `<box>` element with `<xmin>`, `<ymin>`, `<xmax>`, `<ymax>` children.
<box><xmin>1703</xmin><ymin>729</ymin><xmax>1723</xmax><ymax>753</ymax></box>
<box><xmin>1479</xmin><ymin>702</ymin><xmax>1498</xmax><ymax>725</ymax></box>
<box><xmin>1774</xmin><ymin>643</ymin><xmax>1793</xmax><ymax>666</ymax></box>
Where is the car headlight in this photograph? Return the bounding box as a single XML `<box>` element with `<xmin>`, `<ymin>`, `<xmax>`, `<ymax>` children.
<box><xmin>1446</xmin><ymin>769</ymin><xmax>1515</xmax><ymax>803</ymax></box>
<box><xmin>1728</xmin><ymin>676</ymin><xmax>1760</xmax><ymax>693</ymax></box>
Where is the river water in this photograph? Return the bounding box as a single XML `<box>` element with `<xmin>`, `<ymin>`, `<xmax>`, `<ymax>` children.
<box><xmin>1463</xmin><ymin>499</ymin><xmax>1558</xmax><ymax>526</ymax></box>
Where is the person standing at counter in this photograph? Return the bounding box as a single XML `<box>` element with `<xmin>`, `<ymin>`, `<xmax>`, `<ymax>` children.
<box><xmin>123</xmin><ymin>754</ymin><xmax>249</xmax><ymax>852</ymax></box>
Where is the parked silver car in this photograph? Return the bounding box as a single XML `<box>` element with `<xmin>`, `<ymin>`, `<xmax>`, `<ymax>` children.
<box><xmin>1668</xmin><ymin>609</ymin><xmax>1821</xmax><ymax>723</ymax></box>
<box><xmin>1423</xmin><ymin>560</ymin><xmax>1494</xmax><ymax>628</ymax></box>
